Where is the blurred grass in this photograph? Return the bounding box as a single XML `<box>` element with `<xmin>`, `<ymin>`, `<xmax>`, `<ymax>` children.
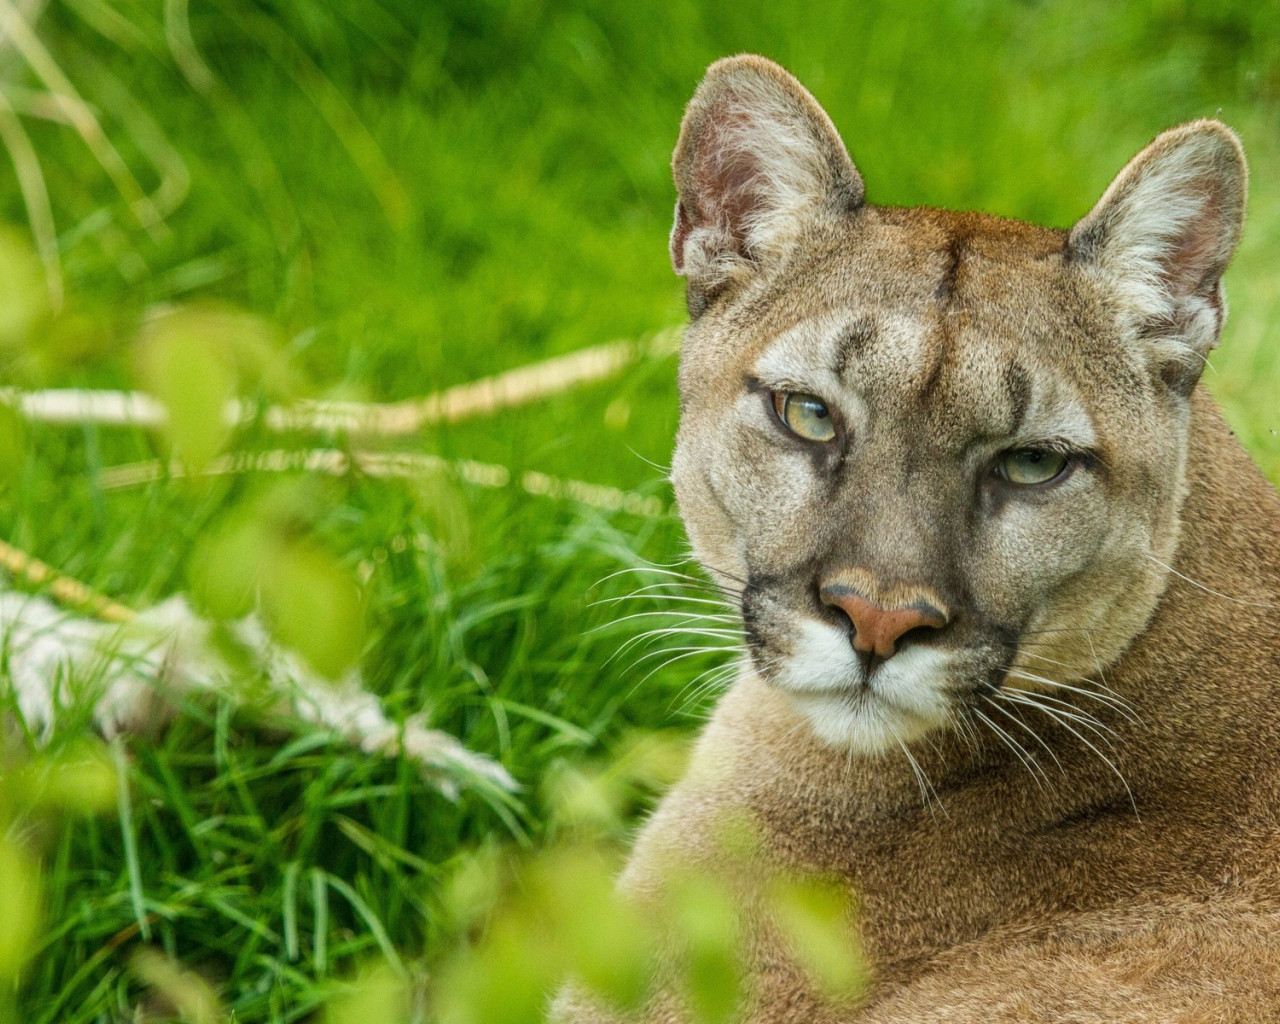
<box><xmin>2</xmin><ymin>0</ymin><xmax>1280</xmax><ymax>1020</ymax></box>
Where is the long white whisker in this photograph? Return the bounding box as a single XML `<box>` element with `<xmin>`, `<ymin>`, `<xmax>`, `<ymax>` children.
<box><xmin>626</xmin><ymin>642</ymin><xmax>744</xmax><ymax>668</ymax></box>
<box><xmin>1147</xmin><ymin>555</ymin><xmax>1277</xmax><ymax>610</ymax></box>
<box><xmin>1081</xmin><ymin>631</ymin><xmax>1118</xmax><ymax>718</ymax></box>
<box><xmin>1006</xmin><ymin>669</ymin><xmax>1139</xmax><ymax>723</ymax></box>
<box><xmin>629</xmin><ymin>646</ymin><xmax>740</xmax><ymax>689</ymax></box>
<box><xmin>981</xmin><ymin>697</ymin><xmax>1065</xmax><ymax>776</ymax></box>
<box><xmin>974</xmin><ymin>706</ymin><xmax>1048</xmax><ymax>790</ymax></box>
<box><xmin>887</xmin><ymin>722</ymin><xmax>946</xmax><ymax>820</ymax></box>
<box><xmin>593</xmin><ymin>564</ymin><xmax>712</xmax><ymax>587</ymax></box>
<box><xmin>998</xmin><ymin>695</ymin><xmax>1138</xmax><ymax>817</ymax></box>
<box><xmin>626</xmin><ymin>627</ymin><xmax>741</xmax><ymax>643</ymax></box>
<box><xmin>673</xmin><ymin>661</ymin><xmax>742</xmax><ymax>714</ymax></box>
<box><xmin>999</xmin><ymin>686</ymin><xmax>1123</xmax><ymax>741</ymax></box>
<box><xmin>597</xmin><ymin>574</ymin><xmax>728</xmax><ymax>596</ymax></box>
<box><xmin>1012</xmin><ymin>651</ymin><xmax>1136</xmax><ymax>710</ymax></box>
<box><xmin>949</xmin><ymin>707</ymin><xmax>982</xmax><ymax>759</ymax></box>
<box><xmin>605</xmin><ymin>608</ymin><xmax>738</xmax><ymax>628</ymax></box>
<box><xmin>614</xmin><ymin>628</ymin><xmax>741</xmax><ymax>658</ymax></box>
<box><xmin>595</xmin><ymin>589</ymin><xmax>739</xmax><ymax>610</ymax></box>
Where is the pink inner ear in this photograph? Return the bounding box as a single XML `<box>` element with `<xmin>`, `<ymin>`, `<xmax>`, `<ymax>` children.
<box><xmin>1165</xmin><ymin>189</ymin><xmax>1226</xmax><ymax>299</ymax></box>
<box><xmin>670</xmin><ymin>199</ymin><xmax>693</xmax><ymax>274</ymax></box>
<box><xmin>689</xmin><ymin>108</ymin><xmax>769</xmax><ymax>257</ymax></box>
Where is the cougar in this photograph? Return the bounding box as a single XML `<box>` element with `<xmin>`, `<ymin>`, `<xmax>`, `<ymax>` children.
<box><xmin>556</xmin><ymin>55</ymin><xmax>1280</xmax><ymax>1022</ymax></box>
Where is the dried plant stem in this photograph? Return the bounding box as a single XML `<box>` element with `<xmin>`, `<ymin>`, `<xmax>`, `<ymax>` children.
<box><xmin>4</xmin><ymin>329</ymin><xmax>682</xmax><ymax>435</ymax></box>
<box><xmin>0</xmin><ymin>537</ymin><xmax>134</xmax><ymax>623</ymax></box>
<box><xmin>96</xmin><ymin>449</ymin><xmax>668</xmax><ymax>518</ymax></box>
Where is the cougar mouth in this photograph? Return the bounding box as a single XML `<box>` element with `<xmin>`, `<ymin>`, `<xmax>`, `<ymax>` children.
<box><xmin>752</xmin><ymin>613</ymin><xmax>959</xmax><ymax>753</ymax></box>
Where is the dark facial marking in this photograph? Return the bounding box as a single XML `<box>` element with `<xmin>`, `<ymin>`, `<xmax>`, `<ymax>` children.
<box><xmin>934</xmin><ymin>231</ymin><xmax>970</xmax><ymax>304</ymax></box>
<box><xmin>918</xmin><ymin>340</ymin><xmax>948</xmax><ymax>406</ymax></box>
<box><xmin>833</xmin><ymin>317</ymin><xmax>877</xmax><ymax>381</ymax></box>
<box><xmin>1004</xmin><ymin>363</ymin><xmax>1033</xmax><ymax>434</ymax></box>
<box><xmin>1159</xmin><ymin>357</ymin><xmax>1200</xmax><ymax>396</ymax></box>
<box><xmin>741</xmin><ymin>570</ymin><xmax>786</xmax><ymax>655</ymax></box>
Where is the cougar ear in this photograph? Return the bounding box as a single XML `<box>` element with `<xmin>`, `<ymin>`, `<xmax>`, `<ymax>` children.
<box><xmin>1067</xmin><ymin>120</ymin><xmax>1247</xmax><ymax>392</ymax></box>
<box><xmin>671</xmin><ymin>55</ymin><xmax>864</xmax><ymax>316</ymax></box>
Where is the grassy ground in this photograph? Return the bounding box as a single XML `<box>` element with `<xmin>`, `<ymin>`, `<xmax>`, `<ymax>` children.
<box><xmin>2</xmin><ymin>1</ymin><xmax>1280</xmax><ymax>1021</ymax></box>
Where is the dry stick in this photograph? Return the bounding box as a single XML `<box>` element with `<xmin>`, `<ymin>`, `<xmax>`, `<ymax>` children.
<box><xmin>5</xmin><ymin>330</ymin><xmax>682</xmax><ymax>435</ymax></box>
<box><xmin>0</xmin><ymin>537</ymin><xmax>135</xmax><ymax>623</ymax></box>
<box><xmin>97</xmin><ymin>449</ymin><xmax>669</xmax><ymax>518</ymax></box>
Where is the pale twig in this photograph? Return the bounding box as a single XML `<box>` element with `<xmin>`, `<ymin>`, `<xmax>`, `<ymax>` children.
<box><xmin>3</xmin><ymin>330</ymin><xmax>682</xmax><ymax>435</ymax></box>
<box><xmin>92</xmin><ymin>449</ymin><xmax>668</xmax><ymax>519</ymax></box>
<box><xmin>0</xmin><ymin>537</ymin><xmax>134</xmax><ymax>623</ymax></box>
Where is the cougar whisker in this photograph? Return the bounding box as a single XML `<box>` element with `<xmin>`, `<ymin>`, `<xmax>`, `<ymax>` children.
<box><xmin>888</xmin><ymin>720</ymin><xmax>948</xmax><ymax>820</ymax></box>
<box><xmin>996</xmin><ymin>692</ymin><xmax>1137</xmax><ymax>815</ymax></box>
<box><xmin>981</xmin><ymin>696</ymin><xmax>1066</xmax><ymax>777</ymax></box>
<box><xmin>974</xmin><ymin>706</ymin><xmax>1050</xmax><ymax>791</ymax></box>
<box><xmin>1147</xmin><ymin>554</ymin><xmax>1278</xmax><ymax>610</ymax></box>
<box><xmin>1005</xmin><ymin>669</ymin><xmax>1139</xmax><ymax>724</ymax></box>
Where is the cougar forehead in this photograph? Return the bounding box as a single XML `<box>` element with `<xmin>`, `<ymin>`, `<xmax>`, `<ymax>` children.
<box><xmin>684</xmin><ymin>207</ymin><xmax>1115</xmax><ymax>420</ymax></box>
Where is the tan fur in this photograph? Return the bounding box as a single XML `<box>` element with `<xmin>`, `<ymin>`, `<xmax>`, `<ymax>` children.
<box><xmin>556</xmin><ymin>56</ymin><xmax>1280</xmax><ymax>1022</ymax></box>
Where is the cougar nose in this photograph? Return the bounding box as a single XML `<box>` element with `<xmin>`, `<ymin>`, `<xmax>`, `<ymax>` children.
<box><xmin>819</xmin><ymin>584</ymin><xmax>949</xmax><ymax>659</ymax></box>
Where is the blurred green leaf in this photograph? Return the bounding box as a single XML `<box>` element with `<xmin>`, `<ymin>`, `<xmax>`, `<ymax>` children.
<box><xmin>668</xmin><ymin>870</ymin><xmax>743</xmax><ymax>1024</ymax></box>
<box><xmin>260</xmin><ymin>539</ymin><xmax>366</xmax><ymax>680</ymax></box>
<box><xmin>544</xmin><ymin>762</ymin><xmax>623</xmax><ymax>833</ymax></box>
<box><xmin>0</xmin><ymin>227</ymin><xmax>47</xmax><ymax>351</ymax></box>
<box><xmin>0</xmin><ymin>405</ymin><xmax>25</xmax><ymax>491</ymax></box>
<box><xmin>188</xmin><ymin>482</ymin><xmax>366</xmax><ymax>677</ymax></box>
<box><xmin>442</xmin><ymin>842</ymin><xmax>505</xmax><ymax>934</ymax></box>
<box><xmin>533</xmin><ymin>846</ymin><xmax>654</xmax><ymax>1011</ymax></box>
<box><xmin>188</xmin><ymin>512</ymin><xmax>270</xmax><ymax>621</ymax></box>
<box><xmin>135</xmin><ymin>303</ymin><xmax>289</xmax><ymax>469</ymax></box>
<box><xmin>324</xmin><ymin>959</ymin><xmax>408</xmax><ymax>1024</ymax></box>
<box><xmin>769</xmin><ymin>875</ymin><xmax>865</xmax><ymax>1003</ymax></box>
<box><xmin>0</xmin><ymin>840</ymin><xmax>41</xmax><ymax>982</ymax></box>
<box><xmin>615</xmin><ymin>730</ymin><xmax>691</xmax><ymax>793</ymax></box>
<box><xmin>436</xmin><ymin>912</ymin><xmax>557</xmax><ymax>1024</ymax></box>
<box><xmin>135</xmin><ymin>305</ymin><xmax>239</xmax><ymax>469</ymax></box>
<box><xmin>18</xmin><ymin>738</ymin><xmax>119</xmax><ymax>816</ymax></box>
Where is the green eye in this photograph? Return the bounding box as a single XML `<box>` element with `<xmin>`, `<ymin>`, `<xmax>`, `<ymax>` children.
<box><xmin>772</xmin><ymin>392</ymin><xmax>836</xmax><ymax>442</ymax></box>
<box><xmin>995</xmin><ymin>449</ymin><xmax>1070</xmax><ymax>485</ymax></box>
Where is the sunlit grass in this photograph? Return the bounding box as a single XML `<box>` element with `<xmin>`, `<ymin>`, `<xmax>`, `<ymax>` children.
<box><xmin>1</xmin><ymin>0</ymin><xmax>1279</xmax><ymax>1020</ymax></box>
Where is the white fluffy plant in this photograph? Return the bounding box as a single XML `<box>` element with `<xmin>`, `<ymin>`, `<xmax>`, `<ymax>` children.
<box><xmin>0</xmin><ymin>571</ymin><xmax>516</xmax><ymax>799</ymax></box>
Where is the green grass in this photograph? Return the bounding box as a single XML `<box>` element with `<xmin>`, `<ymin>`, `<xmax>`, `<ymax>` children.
<box><xmin>2</xmin><ymin>1</ymin><xmax>1280</xmax><ymax>1020</ymax></box>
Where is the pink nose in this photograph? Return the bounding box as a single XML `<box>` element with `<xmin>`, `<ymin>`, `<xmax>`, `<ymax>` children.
<box><xmin>819</xmin><ymin>586</ymin><xmax>949</xmax><ymax>659</ymax></box>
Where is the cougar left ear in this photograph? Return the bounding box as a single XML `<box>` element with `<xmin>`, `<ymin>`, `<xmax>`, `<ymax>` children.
<box><xmin>671</xmin><ymin>55</ymin><xmax>864</xmax><ymax>316</ymax></box>
<box><xmin>1067</xmin><ymin>120</ymin><xmax>1247</xmax><ymax>392</ymax></box>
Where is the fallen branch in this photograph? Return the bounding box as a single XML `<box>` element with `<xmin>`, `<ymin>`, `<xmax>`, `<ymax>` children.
<box><xmin>97</xmin><ymin>449</ymin><xmax>668</xmax><ymax>518</ymax></box>
<box><xmin>3</xmin><ymin>329</ymin><xmax>680</xmax><ymax>435</ymax></box>
<box><xmin>0</xmin><ymin>537</ymin><xmax>134</xmax><ymax>622</ymax></box>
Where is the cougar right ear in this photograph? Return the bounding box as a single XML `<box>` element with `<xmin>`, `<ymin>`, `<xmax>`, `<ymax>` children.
<box><xmin>671</xmin><ymin>55</ymin><xmax>864</xmax><ymax>316</ymax></box>
<box><xmin>1067</xmin><ymin>120</ymin><xmax>1247</xmax><ymax>392</ymax></box>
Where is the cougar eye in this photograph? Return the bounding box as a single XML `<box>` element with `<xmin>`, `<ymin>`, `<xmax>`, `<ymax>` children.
<box><xmin>772</xmin><ymin>392</ymin><xmax>836</xmax><ymax>442</ymax></box>
<box><xmin>994</xmin><ymin>449</ymin><xmax>1070</xmax><ymax>485</ymax></box>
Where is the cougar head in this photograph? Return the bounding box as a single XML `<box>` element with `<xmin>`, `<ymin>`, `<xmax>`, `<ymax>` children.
<box><xmin>668</xmin><ymin>56</ymin><xmax>1246</xmax><ymax>753</ymax></box>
